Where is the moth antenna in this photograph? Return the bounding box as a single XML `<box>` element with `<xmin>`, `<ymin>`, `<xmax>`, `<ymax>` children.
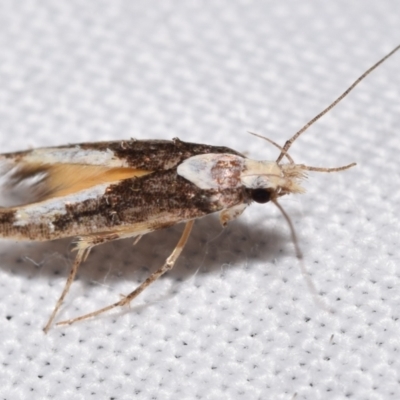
<box><xmin>248</xmin><ymin>131</ymin><xmax>295</xmax><ymax>164</ymax></box>
<box><xmin>298</xmin><ymin>162</ymin><xmax>356</xmax><ymax>173</ymax></box>
<box><xmin>276</xmin><ymin>44</ymin><xmax>400</xmax><ymax>163</ymax></box>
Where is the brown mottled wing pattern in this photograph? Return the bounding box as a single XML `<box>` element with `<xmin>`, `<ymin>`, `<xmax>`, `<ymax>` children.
<box><xmin>0</xmin><ymin>139</ymin><xmax>249</xmax><ymax>241</ymax></box>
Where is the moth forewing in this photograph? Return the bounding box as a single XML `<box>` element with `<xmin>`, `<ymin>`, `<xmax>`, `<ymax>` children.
<box><xmin>0</xmin><ymin>45</ymin><xmax>398</xmax><ymax>332</ymax></box>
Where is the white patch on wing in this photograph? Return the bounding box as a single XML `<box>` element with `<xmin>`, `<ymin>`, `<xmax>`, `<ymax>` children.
<box><xmin>8</xmin><ymin>147</ymin><xmax>128</xmax><ymax>167</ymax></box>
<box><xmin>177</xmin><ymin>154</ymin><xmax>244</xmax><ymax>189</ymax></box>
<box><xmin>13</xmin><ymin>183</ymin><xmax>110</xmax><ymax>227</ymax></box>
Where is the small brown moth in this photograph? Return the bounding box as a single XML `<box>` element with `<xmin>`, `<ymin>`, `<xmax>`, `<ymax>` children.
<box><xmin>0</xmin><ymin>45</ymin><xmax>398</xmax><ymax>333</ymax></box>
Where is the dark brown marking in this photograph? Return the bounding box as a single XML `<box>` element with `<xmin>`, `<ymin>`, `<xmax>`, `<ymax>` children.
<box><xmin>76</xmin><ymin>139</ymin><xmax>244</xmax><ymax>169</ymax></box>
<box><xmin>51</xmin><ymin>169</ymin><xmax>252</xmax><ymax>237</ymax></box>
<box><xmin>0</xmin><ymin>210</ymin><xmax>16</xmax><ymax>225</ymax></box>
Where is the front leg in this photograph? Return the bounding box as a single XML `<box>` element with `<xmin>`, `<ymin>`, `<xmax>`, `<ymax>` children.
<box><xmin>219</xmin><ymin>204</ymin><xmax>247</xmax><ymax>227</ymax></box>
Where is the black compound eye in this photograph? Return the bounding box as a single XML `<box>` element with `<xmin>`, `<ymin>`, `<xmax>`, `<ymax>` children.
<box><xmin>250</xmin><ymin>189</ymin><xmax>271</xmax><ymax>204</ymax></box>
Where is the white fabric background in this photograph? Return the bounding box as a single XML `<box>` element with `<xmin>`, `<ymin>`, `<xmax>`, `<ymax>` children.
<box><xmin>0</xmin><ymin>1</ymin><xmax>399</xmax><ymax>399</ymax></box>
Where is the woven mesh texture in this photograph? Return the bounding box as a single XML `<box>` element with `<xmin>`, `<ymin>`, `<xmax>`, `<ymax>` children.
<box><xmin>0</xmin><ymin>2</ymin><xmax>400</xmax><ymax>399</ymax></box>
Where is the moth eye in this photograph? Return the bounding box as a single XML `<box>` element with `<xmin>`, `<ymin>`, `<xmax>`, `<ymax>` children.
<box><xmin>250</xmin><ymin>188</ymin><xmax>271</xmax><ymax>204</ymax></box>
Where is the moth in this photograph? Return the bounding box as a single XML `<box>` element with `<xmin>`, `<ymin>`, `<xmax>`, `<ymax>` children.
<box><xmin>0</xmin><ymin>45</ymin><xmax>398</xmax><ymax>333</ymax></box>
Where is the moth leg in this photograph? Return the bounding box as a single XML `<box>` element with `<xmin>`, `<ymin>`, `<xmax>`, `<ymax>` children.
<box><xmin>219</xmin><ymin>204</ymin><xmax>247</xmax><ymax>227</ymax></box>
<box><xmin>56</xmin><ymin>220</ymin><xmax>194</xmax><ymax>327</ymax></box>
<box><xmin>43</xmin><ymin>232</ymin><xmax>124</xmax><ymax>333</ymax></box>
<box><xmin>132</xmin><ymin>235</ymin><xmax>142</xmax><ymax>245</ymax></box>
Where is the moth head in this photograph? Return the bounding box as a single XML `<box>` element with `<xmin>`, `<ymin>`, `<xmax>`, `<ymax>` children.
<box><xmin>241</xmin><ymin>159</ymin><xmax>307</xmax><ymax>204</ymax></box>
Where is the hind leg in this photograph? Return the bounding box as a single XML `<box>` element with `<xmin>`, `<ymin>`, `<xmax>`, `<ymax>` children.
<box><xmin>56</xmin><ymin>220</ymin><xmax>194</xmax><ymax>328</ymax></box>
<box><xmin>43</xmin><ymin>231</ymin><xmax>129</xmax><ymax>333</ymax></box>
